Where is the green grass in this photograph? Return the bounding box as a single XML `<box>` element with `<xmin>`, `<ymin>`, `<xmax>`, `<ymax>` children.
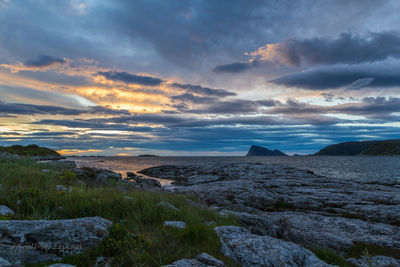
<box><xmin>347</xmin><ymin>242</ymin><xmax>400</xmax><ymax>260</ymax></box>
<box><xmin>0</xmin><ymin>157</ymin><xmax>239</xmax><ymax>266</ymax></box>
<box><xmin>311</xmin><ymin>247</ymin><xmax>350</xmax><ymax>267</ymax></box>
<box><xmin>0</xmin><ymin>144</ymin><xmax>61</xmax><ymax>157</ymax></box>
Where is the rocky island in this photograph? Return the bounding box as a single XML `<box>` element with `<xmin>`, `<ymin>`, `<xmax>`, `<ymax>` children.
<box><xmin>246</xmin><ymin>145</ymin><xmax>288</xmax><ymax>156</ymax></box>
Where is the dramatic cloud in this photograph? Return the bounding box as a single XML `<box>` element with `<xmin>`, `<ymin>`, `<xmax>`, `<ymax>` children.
<box><xmin>270</xmin><ymin>65</ymin><xmax>400</xmax><ymax>90</ymax></box>
<box><xmin>268</xmin><ymin>97</ymin><xmax>400</xmax><ymax>121</ymax></box>
<box><xmin>24</xmin><ymin>55</ymin><xmax>66</xmax><ymax>67</ymax></box>
<box><xmin>1</xmin><ymin>1</ymin><xmax>400</xmax><ymax>154</ymax></box>
<box><xmin>171</xmin><ymin>83</ymin><xmax>236</xmax><ymax>97</ymax></box>
<box><xmin>0</xmin><ymin>101</ymin><xmax>130</xmax><ymax>116</ymax></box>
<box><xmin>171</xmin><ymin>93</ymin><xmax>216</xmax><ymax>104</ymax></box>
<box><xmin>250</xmin><ymin>32</ymin><xmax>400</xmax><ymax>67</ymax></box>
<box><xmin>213</xmin><ymin>61</ymin><xmax>255</xmax><ymax>74</ymax></box>
<box><xmin>98</xmin><ymin>71</ymin><xmax>164</xmax><ymax>86</ymax></box>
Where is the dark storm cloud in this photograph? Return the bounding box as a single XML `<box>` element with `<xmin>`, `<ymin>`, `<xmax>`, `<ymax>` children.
<box><xmin>269</xmin><ymin>97</ymin><xmax>400</xmax><ymax>120</ymax></box>
<box><xmin>270</xmin><ymin>65</ymin><xmax>400</xmax><ymax>90</ymax></box>
<box><xmin>171</xmin><ymin>93</ymin><xmax>216</xmax><ymax>104</ymax></box>
<box><xmin>0</xmin><ymin>101</ymin><xmax>130</xmax><ymax>116</ymax></box>
<box><xmin>171</xmin><ymin>83</ymin><xmax>236</xmax><ymax>97</ymax></box>
<box><xmin>24</xmin><ymin>55</ymin><xmax>66</xmax><ymax>67</ymax></box>
<box><xmin>175</xmin><ymin>99</ymin><xmax>279</xmax><ymax>114</ymax></box>
<box><xmin>91</xmin><ymin>0</ymin><xmax>389</xmax><ymax>69</ymax></box>
<box><xmin>213</xmin><ymin>62</ymin><xmax>254</xmax><ymax>74</ymax></box>
<box><xmin>256</xmin><ymin>32</ymin><xmax>400</xmax><ymax>67</ymax></box>
<box><xmin>97</xmin><ymin>71</ymin><xmax>164</xmax><ymax>86</ymax></box>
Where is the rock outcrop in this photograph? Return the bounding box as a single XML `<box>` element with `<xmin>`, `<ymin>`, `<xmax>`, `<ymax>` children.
<box><xmin>0</xmin><ymin>216</ymin><xmax>112</xmax><ymax>265</ymax></box>
<box><xmin>246</xmin><ymin>145</ymin><xmax>287</xmax><ymax>156</ymax></box>
<box><xmin>214</xmin><ymin>226</ymin><xmax>336</xmax><ymax>267</ymax></box>
<box><xmin>347</xmin><ymin>256</ymin><xmax>400</xmax><ymax>267</ymax></box>
<box><xmin>155</xmin><ymin>163</ymin><xmax>400</xmax><ymax>224</ymax></box>
<box><xmin>139</xmin><ymin>162</ymin><xmax>400</xmax><ymax>265</ymax></box>
<box><xmin>227</xmin><ymin>211</ymin><xmax>400</xmax><ymax>254</ymax></box>
<box><xmin>162</xmin><ymin>253</ymin><xmax>225</xmax><ymax>267</ymax></box>
<box><xmin>74</xmin><ymin>167</ymin><xmax>122</xmax><ymax>184</ymax></box>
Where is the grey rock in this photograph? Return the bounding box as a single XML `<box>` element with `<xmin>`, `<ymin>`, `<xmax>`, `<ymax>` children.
<box><xmin>214</xmin><ymin>226</ymin><xmax>336</xmax><ymax>267</ymax></box>
<box><xmin>163</xmin><ymin>221</ymin><xmax>187</xmax><ymax>229</ymax></box>
<box><xmin>55</xmin><ymin>185</ymin><xmax>71</xmax><ymax>192</ymax></box>
<box><xmin>157</xmin><ymin>201</ymin><xmax>179</xmax><ymax>211</ymax></box>
<box><xmin>75</xmin><ymin>167</ymin><xmax>122</xmax><ymax>184</ymax></box>
<box><xmin>0</xmin><ymin>216</ymin><xmax>112</xmax><ymax>265</ymax></box>
<box><xmin>0</xmin><ymin>205</ymin><xmax>14</xmax><ymax>216</ymax></box>
<box><xmin>196</xmin><ymin>253</ymin><xmax>225</xmax><ymax>266</ymax></box>
<box><xmin>95</xmin><ymin>256</ymin><xmax>112</xmax><ymax>267</ymax></box>
<box><xmin>229</xmin><ymin>211</ymin><xmax>400</xmax><ymax>253</ymax></box>
<box><xmin>0</xmin><ymin>256</ymin><xmax>11</xmax><ymax>267</ymax></box>
<box><xmin>157</xmin><ymin>163</ymin><xmax>400</xmax><ymax>225</ymax></box>
<box><xmin>124</xmin><ymin>196</ymin><xmax>133</xmax><ymax>200</ymax></box>
<box><xmin>347</xmin><ymin>256</ymin><xmax>400</xmax><ymax>267</ymax></box>
<box><xmin>162</xmin><ymin>253</ymin><xmax>224</xmax><ymax>267</ymax></box>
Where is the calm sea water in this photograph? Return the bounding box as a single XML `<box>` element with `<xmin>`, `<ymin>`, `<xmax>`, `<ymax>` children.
<box><xmin>69</xmin><ymin>156</ymin><xmax>400</xmax><ymax>183</ymax></box>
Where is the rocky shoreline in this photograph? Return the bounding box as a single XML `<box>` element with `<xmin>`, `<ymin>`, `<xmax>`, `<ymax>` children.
<box><xmin>139</xmin><ymin>162</ymin><xmax>400</xmax><ymax>266</ymax></box>
<box><xmin>1</xmin><ymin>154</ymin><xmax>400</xmax><ymax>266</ymax></box>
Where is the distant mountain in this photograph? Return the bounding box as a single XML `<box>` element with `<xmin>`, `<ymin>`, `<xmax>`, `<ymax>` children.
<box><xmin>246</xmin><ymin>145</ymin><xmax>288</xmax><ymax>156</ymax></box>
<box><xmin>315</xmin><ymin>139</ymin><xmax>400</xmax><ymax>156</ymax></box>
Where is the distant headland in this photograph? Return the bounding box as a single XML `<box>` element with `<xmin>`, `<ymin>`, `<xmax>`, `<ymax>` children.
<box><xmin>315</xmin><ymin>139</ymin><xmax>400</xmax><ymax>156</ymax></box>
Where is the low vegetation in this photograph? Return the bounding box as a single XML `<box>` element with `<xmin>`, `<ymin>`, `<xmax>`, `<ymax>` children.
<box><xmin>0</xmin><ymin>157</ymin><xmax>238</xmax><ymax>266</ymax></box>
<box><xmin>311</xmin><ymin>247</ymin><xmax>350</xmax><ymax>267</ymax></box>
<box><xmin>0</xmin><ymin>144</ymin><xmax>61</xmax><ymax>157</ymax></box>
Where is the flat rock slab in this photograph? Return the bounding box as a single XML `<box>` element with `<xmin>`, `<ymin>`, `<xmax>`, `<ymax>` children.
<box><xmin>0</xmin><ymin>216</ymin><xmax>112</xmax><ymax>265</ymax></box>
<box><xmin>347</xmin><ymin>256</ymin><xmax>400</xmax><ymax>267</ymax></box>
<box><xmin>230</xmin><ymin>211</ymin><xmax>400</xmax><ymax>253</ymax></box>
<box><xmin>162</xmin><ymin>253</ymin><xmax>224</xmax><ymax>267</ymax></box>
<box><xmin>214</xmin><ymin>226</ymin><xmax>336</xmax><ymax>267</ymax></box>
<box><xmin>155</xmin><ymin>163</ymin><xmax>400</xmax><ymax>224</ymax></box>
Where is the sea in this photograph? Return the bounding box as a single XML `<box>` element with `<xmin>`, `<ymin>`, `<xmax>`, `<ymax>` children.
<box><xmin>69</xmin><ymin>156</ymin><xmax>400</xmax><ymax>183</ymax></box>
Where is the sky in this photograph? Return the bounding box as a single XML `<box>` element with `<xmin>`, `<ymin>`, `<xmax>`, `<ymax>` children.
<box><xmin>1</xmin><ymin>0</ymin><xmax>400</xmax><ymax>156</ymax></box>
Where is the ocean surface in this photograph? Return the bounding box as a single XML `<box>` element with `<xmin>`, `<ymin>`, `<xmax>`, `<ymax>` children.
<box><xmin>69</xmin><ymin>156</ymin><xmax>400</xmax><ymax>183</ymax></box>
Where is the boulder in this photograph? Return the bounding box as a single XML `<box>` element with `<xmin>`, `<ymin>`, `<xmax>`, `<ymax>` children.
<box><xmin>0</xmin><ymin>216</ymin><xmax>112</xmax><ymax>265</ymax></box>
<box><xmin>214</xmin><ymin>226</ymin><xmax>336</xmax><ymax>267</ymax></box>
<box><xmin>163</xmin><ymin>221</ymin><xmax>186</xmax><ymax>229</ymax></box>
<box><xmin>162</xmin><ymin>253</ymin><xmax>224</xmax><ymax>267</ymax></box>
<box><xmin>347</xmin><ymin>256</ymin><xmax>400</xmax><ymax>267</ymax></box>
<box><xmin>0</xmin><ymin>206</ymin><xmax>14</xmax><ymax>216</ymax></box>
<box><xmin>56</xmin><ymin>185</ymin><xmax>72</xmax><ymax>192</ymax></box>
<box><xmin>75</xmin><ymin>167</ymin><xmax>122</xmax><ymax>184</ymax></box>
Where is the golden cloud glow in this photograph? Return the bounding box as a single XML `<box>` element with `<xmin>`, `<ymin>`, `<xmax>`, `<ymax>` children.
<box><xmin>57</xmin><ymin>149</ymin><xmax>103</xmax><ymax>155</ymax></box>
